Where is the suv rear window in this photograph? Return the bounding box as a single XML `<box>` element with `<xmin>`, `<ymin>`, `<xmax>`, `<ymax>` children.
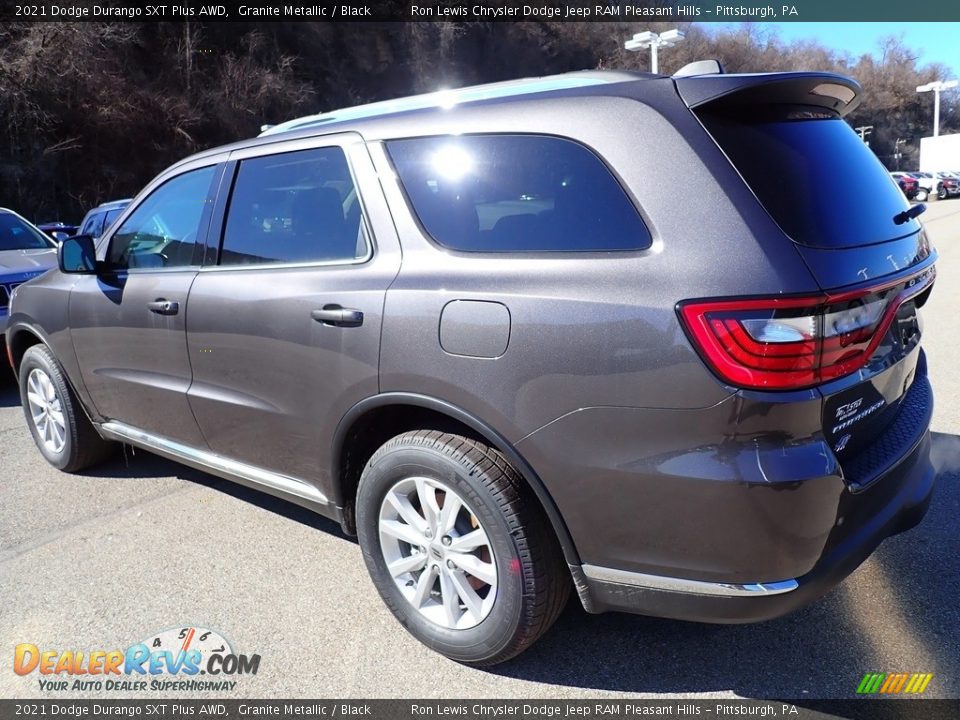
<box><xmin>700</xmin><ymin>109</ymin><xmax>919</xmax><ymax>248</ymax></box>
<box><xmin>387</xmin><ymin>135</ymin><xmax>650</xmax><ymax>253</ymax></box>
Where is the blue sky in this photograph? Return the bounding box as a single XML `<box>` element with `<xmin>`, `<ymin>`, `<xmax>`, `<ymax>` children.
<box><xmin>701</xmin><ymin>23</ymin><xmax>960</xmax><ymax>76</ymax></box>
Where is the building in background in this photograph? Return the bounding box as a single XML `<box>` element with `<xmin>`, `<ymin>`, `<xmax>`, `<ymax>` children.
<box><xmin>919</xmin><ymin>134</ymin><xmax>960</xmax><ymax>171</ymax></box>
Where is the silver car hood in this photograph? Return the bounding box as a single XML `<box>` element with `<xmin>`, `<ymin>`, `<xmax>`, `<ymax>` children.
<box><xmin>0</xmin><ymin>248</ymin><xmax>58</xmax><ymax>274</ymax></box>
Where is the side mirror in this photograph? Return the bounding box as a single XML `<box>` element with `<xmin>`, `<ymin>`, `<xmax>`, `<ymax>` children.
<box><xmin>58</xmin><ymin>235</ymin><xmax>98</xmax><ymax>274</ymax></box>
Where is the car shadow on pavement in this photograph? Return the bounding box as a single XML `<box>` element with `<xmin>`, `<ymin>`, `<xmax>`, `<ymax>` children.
<box><xmin>0</xmin><ymin>372</ymin><xmax>20</xmax><ymax>407</ymax></box>
<box><xmin>0</xmin><ymin>370</ymin><xmax>350</xmax><ymax>540</ymax></box>
<box><xmin>86</xmin><ymin>450</ymin><xmax>353</xmax><ymax>541</ymax></box>
<box><xmin>488</xmin><ymin>432</ymin><xmax>960</xmax><ymax>699</ymax></box>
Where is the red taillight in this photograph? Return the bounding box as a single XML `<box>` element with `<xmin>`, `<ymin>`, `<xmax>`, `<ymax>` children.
<box><xmin>678</xmin><ymin>269</ymin><xmax>935</xmax><ymax>391</ymax></box>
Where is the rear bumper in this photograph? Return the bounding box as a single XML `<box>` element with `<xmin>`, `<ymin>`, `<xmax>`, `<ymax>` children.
<box><xmin>573</xmin><ymin>427</ymin><xmax>934</xmax><ymax>622</ymax></box>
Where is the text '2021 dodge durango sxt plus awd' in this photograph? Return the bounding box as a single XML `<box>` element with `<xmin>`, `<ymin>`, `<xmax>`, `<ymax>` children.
<box><xmin>6</xmin><ymin>67</ymin><xmax>937</xmax><ymax>665</ymax></box>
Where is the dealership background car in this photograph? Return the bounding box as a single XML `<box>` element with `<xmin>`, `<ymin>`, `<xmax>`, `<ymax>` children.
<box><xmin>6</xmin><ymin>68</ymin><xmax>936</xmax><ymax>666</ymax></box>
<box><xmin>933</xmin><ymin>172</ymin><xmax>960</xmax><ymax>198</ymax></box>
<box><xmin>0</xmin><ymin>208</ymin><xmax>57</xmax><ymax>357</ymax></box>
<box><xmin>76</xmin><ymin>198</ymin><xmax>131</xmax><ymax>239</ymax></box>
<box><xmin>890</xmin><ymin>171</ymin><xmax>919</xmax><ymax>199</ymax></box>
<box><xmin>36</xmin><ymin>222</ymin><xmax>79</xmax><ymax>243</ymax></box>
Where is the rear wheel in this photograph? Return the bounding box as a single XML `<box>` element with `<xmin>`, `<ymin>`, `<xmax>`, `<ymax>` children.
<box><xmin>19</xmin><ymin>345</ymin><xmax>114</xmax><ymax>472</ymax></box>
<box><xmin>915</xmin><ymin>188</ymin><xmax>929</xmax><ymax>202</ymax></box>
<box><xmin>937</xmin><ymin>184</ymin><xmax>947</xmax><ymax>200</ymax></box>
<box><xmin>356</xmin><ymin>430</ymin><xmax>569</xmax><ymax>665</ymax></box>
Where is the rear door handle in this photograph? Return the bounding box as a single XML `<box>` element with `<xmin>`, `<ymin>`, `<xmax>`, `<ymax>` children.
<box><xmin>311</xmin><ymin>305</ymin><xmax>364</xmax><ymax>327</ymax></box>
<box><xmin>147</xmin><ymin>300</ymin><xmax>180</xmax><ymax>316</ymax></box>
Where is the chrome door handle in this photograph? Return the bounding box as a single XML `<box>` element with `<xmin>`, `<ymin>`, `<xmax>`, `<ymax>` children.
<box><xmin>311</xmin><ymin>306</ymin><xmax>364</xmax><ymax>327</ymax></box>
<box><xmin>147</xmin><ymin>300</ymin><xmax>180</xmax><ymax>316</ymax></box>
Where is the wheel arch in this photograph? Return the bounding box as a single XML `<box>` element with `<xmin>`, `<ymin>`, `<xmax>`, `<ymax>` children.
<box><xmin>6</xmin><ymin>323</ymin><xmax>48</xmax><ymax>376</ymax></box>
<box><xmin>331</xmin><ymin>392</ymin><xmax>582</xmax><ymax>566</ymax></box>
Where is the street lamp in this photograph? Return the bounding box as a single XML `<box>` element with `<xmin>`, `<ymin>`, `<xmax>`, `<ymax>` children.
<box><xmin>625</xmin><ymin>29</ymin><xmax>685</xmax><ymax>74</ymax></box>
<box><xmin>916</xmin><ymin>79</ymin><xmax>959</xmax><ymax>137</ymax></box>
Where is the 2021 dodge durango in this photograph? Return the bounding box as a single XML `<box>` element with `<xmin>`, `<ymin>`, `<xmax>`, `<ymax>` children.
<box><xmin>6</xmin><ymin>69</ymin><xmax>937</xmax><ymax>665</ymax></box>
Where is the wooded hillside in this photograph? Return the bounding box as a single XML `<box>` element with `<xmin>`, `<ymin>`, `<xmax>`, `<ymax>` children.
<box><xmin>1</xmin><ymin>21</ymin><xmax>956</xmax><ymax>222</ymax></box>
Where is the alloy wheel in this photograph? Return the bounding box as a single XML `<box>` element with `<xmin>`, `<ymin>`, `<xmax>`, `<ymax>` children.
<box><xmin>26</xmin><ymin>368</ymin><xmax>67</xmax><ymax>454</ymax></box>
<box><xmin>378</xmin><ymin>476</ymin><xmax>498</xmax><ymax>630</ymax></box>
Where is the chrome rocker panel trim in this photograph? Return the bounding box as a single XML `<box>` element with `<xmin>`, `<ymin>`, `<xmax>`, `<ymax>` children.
<box><xmin>98</xmin><ymin>421</ymin><xmax>331</xmax><ymax>508</ymax></box>
<box><xmin>582</xmin><ymin>564</ymin><xmax>799</xmax><ymax>597</ymax></box>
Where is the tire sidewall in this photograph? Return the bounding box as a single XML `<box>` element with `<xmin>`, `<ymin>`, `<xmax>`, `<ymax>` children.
<box><xmin>357</xmin><ymin>443</ymin><xmax>525</xmax><ymax>663</ymax></box>
<box><xmin>19</xmin><ymin>347</ymin><xmax>75</xmax><ymax>470</ymax></box>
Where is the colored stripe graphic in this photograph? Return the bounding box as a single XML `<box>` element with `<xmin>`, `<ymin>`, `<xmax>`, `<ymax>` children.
<box><xmin>893</xmin><ymin>673</ymin><xmax>909</xmax><ymax>693</ymax></box>
<box><xmin>857</xmin><ymin>672</ymin><xmax>933</xmax><ymax>694</ymax></box>
<box><xmin>856</xmin><ymin>674</ymin><xmax>874</xmax><ymax>694</ymax></box>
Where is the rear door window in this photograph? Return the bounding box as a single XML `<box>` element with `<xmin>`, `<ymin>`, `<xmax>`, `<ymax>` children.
<box><xmin>700</xmin><ymin>109</ymin><xmax>920</xmax><ymax>248</ymax></box>
<box><xmin>386</xmin><ymin>135</ymin><xmax>651</xmax><ymax>253</ymax></box>
<box><xmin>219</xmin><ymin>146</ymin><xmax>369</xmax><ymax>266</ymax></box>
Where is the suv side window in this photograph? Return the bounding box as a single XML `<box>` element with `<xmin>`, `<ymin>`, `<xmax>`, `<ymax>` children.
<box><xmin>108</xmin><ymin>166</ymin><xmax>216</xmax><ymax>269</ymax></box>
<box><xmin>102</xmin><ymin>208</ymin><xmax>124</xmax><ymax>234</ymax></box>
<box><xmin>386</xmin><ymin>134</ymin><xmax>651</xmax><ymax>253</ymax></box>
<box><xmin>219</xmin><ymin>146</ymin><xmax>369</xmax><ymax>267</ymax></box>
<box><xmin>80</xmin><ymin>211</ymin><xmax>104</xmax><ymax>238</ymax></box>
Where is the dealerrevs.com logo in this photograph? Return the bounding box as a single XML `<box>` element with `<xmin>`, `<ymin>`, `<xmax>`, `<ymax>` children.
<box><xmin>14</xmin><ymin>626</ymin><xmax>260</xmax><ymax>692</ymax></box>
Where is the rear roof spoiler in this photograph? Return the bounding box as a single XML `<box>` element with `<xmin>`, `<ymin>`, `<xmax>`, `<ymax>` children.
<box><xmin>674</xmin><ymin>71</ymin><xmax>862</xmax><ymax>117</ymax></box>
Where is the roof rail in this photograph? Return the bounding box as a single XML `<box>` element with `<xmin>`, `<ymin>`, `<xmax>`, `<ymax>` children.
<box><xmin>257</xmin><ymin>72</ymin><xmax>637</xmax><ymax>138</ymax></box>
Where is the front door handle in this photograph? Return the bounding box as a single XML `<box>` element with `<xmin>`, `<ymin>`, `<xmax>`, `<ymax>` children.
<box><xmin>147</xmin><ymin>299</ymin><xmax>180</xmax><ymax>316</ymax></box>
<box><xmin>311</xmin><ymin>305</ymin><xmax>364</xmax><ymax>327</ymax></box>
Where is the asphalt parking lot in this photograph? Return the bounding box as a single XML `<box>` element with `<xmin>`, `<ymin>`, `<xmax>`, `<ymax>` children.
<box><xmin>2</xmin><ymin>201</ymin><xmax>959</xmax><ymax>701</ymax></box>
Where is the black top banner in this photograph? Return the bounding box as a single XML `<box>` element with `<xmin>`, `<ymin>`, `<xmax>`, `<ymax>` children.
<box><xmin>4</xmin><ymin>0</ymin><xmax>960</xmax><ymax>22</ymax></box>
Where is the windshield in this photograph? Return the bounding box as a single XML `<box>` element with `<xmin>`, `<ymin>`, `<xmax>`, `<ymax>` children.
<box><xmin>700</xmin><ymin>110</ymin><xmax>918</xmax><ymax>248</ymax></box>
<box><xmin>0</xmin><ymin>212</ymin><xmax>55</xmax><ymax>251</ymax></box>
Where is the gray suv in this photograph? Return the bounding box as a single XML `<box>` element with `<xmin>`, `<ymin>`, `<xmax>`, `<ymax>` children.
<box><xmin>6</xmin><ymin>69</ymin><xmax>937</xmax><ymax>665</ymax></box>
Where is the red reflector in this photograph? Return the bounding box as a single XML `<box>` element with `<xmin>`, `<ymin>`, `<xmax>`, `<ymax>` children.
<box><xmin>678</xmin><ymin>268</ymin><xmax>935</xmax><ymax>391</ymax></box>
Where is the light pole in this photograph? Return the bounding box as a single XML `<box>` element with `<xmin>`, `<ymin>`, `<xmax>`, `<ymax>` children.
<box><xmin>916</xmin><ymin>80</ymin><xmax>959</xmax><ymax>137</ymax></box>
<box><xmin>894</xmin><ymin>138</ymin><xmax>905</xmax><ymax>170</ymax></box>
<box><xmin>625</xmin><ymin>29</ymin><xmax>685</xmax><ymax>74</ymax></box>
<box><xmin>855</xmin><ymin>125</ymin><xmax>873</xmax><ymax>146</ymax></box>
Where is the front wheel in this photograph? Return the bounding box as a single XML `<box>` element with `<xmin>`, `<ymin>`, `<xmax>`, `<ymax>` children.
<box><xmin>19</xmin><ymin>344</ymin><xmax>114</xmax><ymax>472</ymax></box>
<box><xmin>356</xmin><ymin>430</ymin><xmax>570</xmax><ymax>666</ymax></box>
<box><xmin>938</xmin><ymin>184</ymin><xmax>948</xmax><ymax>200</ymax></box>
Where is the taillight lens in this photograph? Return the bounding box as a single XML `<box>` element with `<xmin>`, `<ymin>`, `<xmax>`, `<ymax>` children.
<box><xmin>678</xmin><ymin>269</ymin><xmax>935</xmax><ymax>390</ymax></box>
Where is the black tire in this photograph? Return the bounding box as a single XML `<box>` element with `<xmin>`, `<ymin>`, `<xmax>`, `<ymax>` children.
<box><xmin>19</xmin><ymin>344</ymin><xmax>114</xmax><ymax>472</ymax></box>
<box><xmin>356</xmin><ymin>430</ymin><xmax>570</xmax><ymax>666</ymax></box>
<box><xmin>938</xmin><ymin>184</ymin><xmax>947</xmax><ymax>200</ymax></box>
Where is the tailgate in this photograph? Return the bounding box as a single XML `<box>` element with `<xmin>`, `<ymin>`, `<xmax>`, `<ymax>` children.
<box><xmin>679</xmin><ymin>71</ymin><xmax>938</xmax><ymax>478</ymax></box>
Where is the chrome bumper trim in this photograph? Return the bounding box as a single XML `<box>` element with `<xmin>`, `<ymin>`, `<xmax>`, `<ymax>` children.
<box><xmin>581</xmin><ymin>564</ymin><xmax>799</xmax><ymax>597</ymax></box>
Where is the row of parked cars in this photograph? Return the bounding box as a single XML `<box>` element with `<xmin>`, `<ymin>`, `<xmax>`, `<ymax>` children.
<box><xmin>891</xmin><ymin>170</ymin><xmax>960</xmax><ymax>201</ymax></box>
<box><xmin>0</xmin><ymin>200</ymin><xmax>130</xmax><ymax>344</ymax></box>
<box><xmin>36</xmin><ymin>199</ymin><xmax>132</xmax><ymax>244</ymax></box>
